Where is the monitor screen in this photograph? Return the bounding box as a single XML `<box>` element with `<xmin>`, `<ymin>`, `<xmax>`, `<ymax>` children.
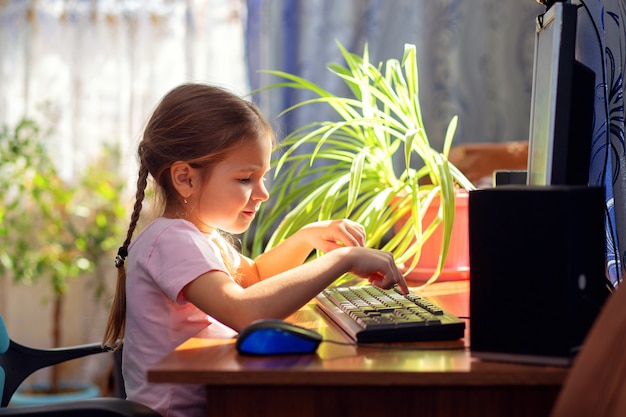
<box><xmin>526</xmin><ymin>2</ymin><xmax>594</xmax><ymax>186</ymax></box>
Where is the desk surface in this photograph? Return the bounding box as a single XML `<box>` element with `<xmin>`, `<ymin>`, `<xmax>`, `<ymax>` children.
<box><xmin>148</xmin><ymin>281</ymin><xmax>568</xmax><ymax>417</ymax></box>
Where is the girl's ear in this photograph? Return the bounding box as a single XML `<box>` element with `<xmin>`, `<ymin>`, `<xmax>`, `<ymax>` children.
<box><xmin>170</xmin><ymin>162</ymin><xmax>196</xmax><ymax>198</ymax></box>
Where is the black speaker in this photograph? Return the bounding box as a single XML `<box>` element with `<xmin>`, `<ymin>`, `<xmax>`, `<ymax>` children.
<box><xmin>469</xmin><ymin>186</ymin><xmax>611</xmax><ymax>365</ymax></box>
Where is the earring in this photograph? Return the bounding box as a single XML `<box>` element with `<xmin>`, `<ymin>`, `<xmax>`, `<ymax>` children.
<box><xmin>184</xmin><ymin>197</ymin><xmax>188</xmax><ymax>204</ymax></box>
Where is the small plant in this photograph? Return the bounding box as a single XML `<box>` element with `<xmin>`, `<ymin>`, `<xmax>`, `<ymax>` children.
<box><xmin>246</xmin><ymin>43</ymin><xmax>474</xmax><ymax>285</ymax></box>
<box><xmin>0</xmin><ymin>117</ymin><xmax>127</xmax><ymax>392</ymax></box>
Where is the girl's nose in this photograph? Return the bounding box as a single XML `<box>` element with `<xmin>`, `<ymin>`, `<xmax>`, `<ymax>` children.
<box><xmin>254</xmin><ymin>180</ymin><xmax>270</xmax><ymax>202</ymax></box>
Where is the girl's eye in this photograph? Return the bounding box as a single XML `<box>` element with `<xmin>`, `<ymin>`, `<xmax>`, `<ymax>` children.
<box><xmin>239</xmin><ymin>178</ymin><xmax>251</xmax><ymax>184</ymax></box>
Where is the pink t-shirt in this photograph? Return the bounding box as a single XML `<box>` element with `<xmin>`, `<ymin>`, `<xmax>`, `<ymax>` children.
<box><xmin>122</xmin><ymin>218</ymin><xmax>238</xmax><ymax>417</ymax></box>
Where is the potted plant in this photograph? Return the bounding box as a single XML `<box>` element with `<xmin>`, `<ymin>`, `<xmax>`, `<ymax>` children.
<box><xmin>0</xmin><ymin>117</ymin><xmax>127</xmax><ymax>400</ymax></box>
<box><xmin>245</xmin><ymin>43</ymin><xmax>474</xmax><ymax>285</ymax></box>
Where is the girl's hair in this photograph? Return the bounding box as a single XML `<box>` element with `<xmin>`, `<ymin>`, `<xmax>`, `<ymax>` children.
<box><xmin>103</xmin><ymin>83</ymin><xmax>274</xmax><ymax>349</ymax></box>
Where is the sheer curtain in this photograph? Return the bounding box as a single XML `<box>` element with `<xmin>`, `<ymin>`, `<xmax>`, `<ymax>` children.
<box><xmin>0</xmin><ymin>0</ymin><xmax>248</xmax><ymax>181</ymax></box>
<box><xmin>1</xmin><ymin>0</ymin><xmax>624</xmax><ymax>313</ymax></box>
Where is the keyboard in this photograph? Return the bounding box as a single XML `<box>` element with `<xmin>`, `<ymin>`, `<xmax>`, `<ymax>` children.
<box><xmin>316</xmin><ymin>285</ymin><xmax>465</xmax><ymax>343</ymax></box>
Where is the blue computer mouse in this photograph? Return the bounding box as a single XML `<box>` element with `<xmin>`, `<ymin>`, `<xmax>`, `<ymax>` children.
<box><xmin>236</xmin><ymin>319</ymin><xmax>322</xmax><ymax>356</ymax></box>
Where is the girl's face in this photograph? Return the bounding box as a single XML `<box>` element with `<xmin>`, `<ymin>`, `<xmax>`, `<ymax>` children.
<box><xmin>192</xmin><ymin>136</ymin><xmax>271</xmax><ymax>234</ymax></box>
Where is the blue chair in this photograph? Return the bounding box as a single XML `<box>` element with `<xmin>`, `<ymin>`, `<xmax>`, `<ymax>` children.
<box><xmin>0</xmin><ymin>315</ymin><xmax>160</xmax><ymax>416</ymax></box>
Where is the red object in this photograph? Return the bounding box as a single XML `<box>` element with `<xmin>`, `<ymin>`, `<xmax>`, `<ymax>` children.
<box><xmin>402</xmin><ymin>190</ymin><xmax>470</xmax><ymax>282</ymax></box>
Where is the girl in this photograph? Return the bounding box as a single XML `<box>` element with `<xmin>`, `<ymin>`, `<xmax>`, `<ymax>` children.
<box><xmin>103</xmin><ymin>83</ymin><xmax>407</xmax><ymax>417</ymax></box>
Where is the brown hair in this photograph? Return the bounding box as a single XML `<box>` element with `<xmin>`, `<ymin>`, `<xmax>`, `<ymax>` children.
<box><xmin>102</xmin><ymin>83</ymin><xmax>274</xmax><ymax>349</ymax></box>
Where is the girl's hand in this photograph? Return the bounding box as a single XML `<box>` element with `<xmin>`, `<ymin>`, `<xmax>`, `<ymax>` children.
<box><xmin>333</xmin><ymin>246</ymin><xmax>409</xmax><ymax>294</ymax></box>
<box><xmin>300</xmin><ymin>219</ymin><xmax>366</xmax><ymax>253</ymax></box>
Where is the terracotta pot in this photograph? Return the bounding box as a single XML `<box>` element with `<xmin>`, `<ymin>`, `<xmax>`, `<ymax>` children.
<box><xmin>396</xmin><ymin>190</ymin><xmax>470</xmax><ymax>282</ymax></box>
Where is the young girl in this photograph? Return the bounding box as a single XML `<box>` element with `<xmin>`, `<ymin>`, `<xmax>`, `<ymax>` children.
<box><xmin>103</xmin><ymin>83</ymin><xmax>407</xmax><ymax>417</ymax></box>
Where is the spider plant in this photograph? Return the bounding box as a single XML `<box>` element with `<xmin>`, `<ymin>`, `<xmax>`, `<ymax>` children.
<box><xmin>246</xmin><ymin>42</ymin><xmax>474</xmax><ymax>285</ymax></box>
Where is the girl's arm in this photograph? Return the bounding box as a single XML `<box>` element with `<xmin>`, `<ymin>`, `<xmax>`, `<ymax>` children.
<box><xmin>237</xmin><ymin>219</ymin><xmax>367</xmax><ymax>286</ymax></box>
<box><xmin>183</xmin><ymin>245</ymin><xmax>407</xmax><ymax>332</ymax></box>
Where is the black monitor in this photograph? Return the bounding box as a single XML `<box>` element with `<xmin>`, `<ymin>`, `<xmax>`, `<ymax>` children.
<box><xmin>526</xmin><ymin>2</ymin><xmax>595</xmax><ymax>186</ymax></box>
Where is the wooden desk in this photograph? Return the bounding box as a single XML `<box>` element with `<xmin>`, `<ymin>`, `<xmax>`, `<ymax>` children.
<box><xmin>148</xmin><ymin>281</ymin><xmax>568</xmax><ymax>417</ymax></box>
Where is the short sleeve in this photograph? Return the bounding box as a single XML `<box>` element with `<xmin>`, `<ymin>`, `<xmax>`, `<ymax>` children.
<box><xmin>145</xmin><ymin>221</ymin><xmax>230</xmax><ymax>304</ymax></box>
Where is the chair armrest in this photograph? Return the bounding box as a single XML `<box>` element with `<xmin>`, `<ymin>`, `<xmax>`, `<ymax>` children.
<box><xmin>1</xmin><ymin>341</ymin><xmax>110</xmax><ymax>407</ymax></box>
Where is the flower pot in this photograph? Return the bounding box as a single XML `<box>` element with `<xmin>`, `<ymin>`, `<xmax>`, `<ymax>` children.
<box><xmin>398</xmin><ymin>190</ymin><xmax>470</xmax><ymax>282</ymax></box>
<box><xmin>10</xmin><ymin>381</ymin><xmax>101</xmax><ymax>406</ymax></box>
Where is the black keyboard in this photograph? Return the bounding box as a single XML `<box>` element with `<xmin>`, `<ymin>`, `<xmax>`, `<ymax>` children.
<box><xmin>316</xmin><ymin>285</ymin><xmax>465</xmax><ymax>343</ymax></box>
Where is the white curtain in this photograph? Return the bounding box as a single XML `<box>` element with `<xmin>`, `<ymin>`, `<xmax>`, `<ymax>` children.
<box><xmin>0</xmin><ymin>0</ymin><xmax>248</xmax><ymax>181</ymax></box>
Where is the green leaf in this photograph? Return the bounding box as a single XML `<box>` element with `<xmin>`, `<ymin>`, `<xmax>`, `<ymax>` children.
<box><xmin>346</xmin><ymin>147</ymin><xmax>368</xmax><ymax>217</ymax></box>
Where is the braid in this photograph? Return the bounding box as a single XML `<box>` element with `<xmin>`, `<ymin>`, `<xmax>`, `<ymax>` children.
<box><xmin>126</xmin><ymin>163</ymin><xmax>149</xmax><ymax>247</ymax></box>
<box><xmin>102</xmin><ymin>162</ymin><xmax>149</xmax><ymax>350</ymax></box>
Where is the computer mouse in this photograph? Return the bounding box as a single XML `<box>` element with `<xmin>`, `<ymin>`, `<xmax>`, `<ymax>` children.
<box><xmin>235</xmin><ymin>319</ymin><xmax>322</xmax><ymax>356</ymax></box>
